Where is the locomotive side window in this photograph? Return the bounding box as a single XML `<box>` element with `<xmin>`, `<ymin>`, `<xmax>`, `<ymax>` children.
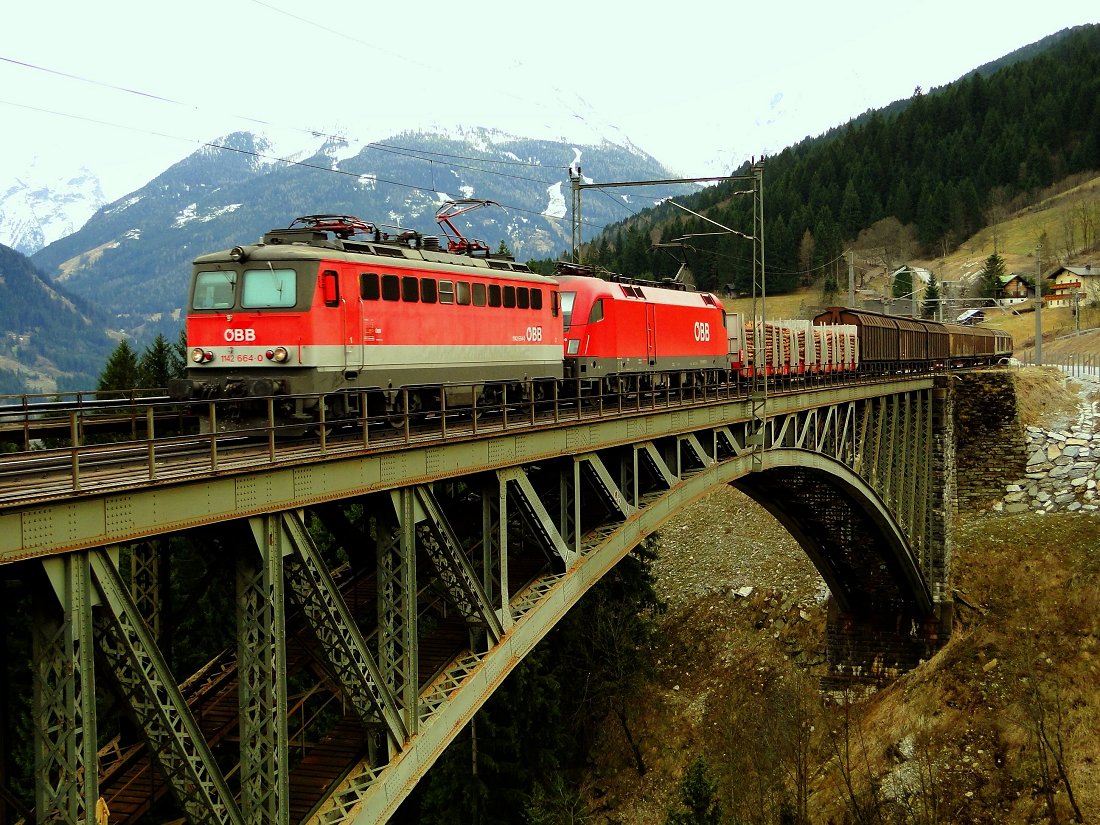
<box><xmin>551</xmin><ymin>291</ymin><xmax>559</xmax><ymax>317</ymax></box>
<box><xmin>439</xmin><ymin>280</ymin><xmax>455</xmax><ymax>304</ymax></box>
<box><xmin>241</xmin><ymin>268</ymin><xmax>296</xmax><ymax>308</ymax></box>
<box><xmin>531</xmin><ymin>288</ymin><xmax>543</xmax><ymax>310</ymax></box>
<box><xmin>472</xmin><ymin>283</ymin><xmax>487</xmax><ymax>306</ymax></box>
<box><xmin>589</xmin><ymin>299</ymin><xmax>604</xmax><ymax>323</ymax></box>
<box><xmin>360</xmin><ymin>273</ymin><xmax>380</xmax><ymax>300</ymax></box>
<box><xmin>193</xmin><ymin>271</ymin><xmax>236</xmax><ymax>310</ymax></box>
<box><xmin>488</xmin><ymin>284</ymin><xmax>502</xmax><ymax>307</ymax></box>
<box><xmin>503</xmin><ymin>286</ymin><xmax>516</xmax><ymax>308</ymax></box>
<box><xmin>456</xmin><ymin>281</ymin><xmax>471</xmax><ymax>306</ymax></box>
<box><xmin>381</xmin><ymin>274</ymin><xmax>400</xmax><ymax>301</ymax></box>
<box><xmin>420</xmin><ymin>278</ymin><xmax>437</xmax><ymax>303</ymax></box>
<box><xmin>517</xmin><ymin>287</ymin><xmax>530</xmax><ymax>309</ymax></box>
<box><xmin>401</xmin><ymin>276</ymin><xmax>419</xmax><ymax>303</ymax></box>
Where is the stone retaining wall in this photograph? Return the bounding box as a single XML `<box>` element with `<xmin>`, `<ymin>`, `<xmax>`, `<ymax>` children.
<box><xmin>953</xmin><ymin>371</ymin><xmax>1028</xmax><ymax>510</ymax></box>
<box><xmin>996</xmin><ymin>370</ymin><xmax>1100</xmax><ymax>514</ymax></box>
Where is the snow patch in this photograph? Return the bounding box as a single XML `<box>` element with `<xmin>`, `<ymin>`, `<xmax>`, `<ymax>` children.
<box><xmin>173</xmin><ymin>203</ymin><xmax>243</xmax><ymax>228</ymax></box>
<box><xmin>543</xmin><ymin>182</ymin><xmax>567</xmax><ymax>220</ymax></box>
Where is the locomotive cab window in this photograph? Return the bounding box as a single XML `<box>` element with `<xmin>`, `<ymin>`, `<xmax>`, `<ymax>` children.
<box><xmin>193</xmin><ymin>270</ymin><xmax>236</xmax><ymax>310</ymax></box>
<box><xmin>241</xmin><ymin>268</ymin><xmax>296</xmax><ymax>309</ymax></box>
<box><xmin>560</xmin><ymin>291</ymin><xmax>575</xmax><ymax>327</ymax></box>
<box><xmin>588</xmin><ymin>299</ymin><xmax>604</xmax><ymax>323</ymax></box>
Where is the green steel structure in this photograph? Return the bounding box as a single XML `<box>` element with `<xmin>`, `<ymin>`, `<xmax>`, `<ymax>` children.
<box><xmin>0</xmin><ymin>375</ymin><xmax>956</xmax><ymax>824</ymax></box>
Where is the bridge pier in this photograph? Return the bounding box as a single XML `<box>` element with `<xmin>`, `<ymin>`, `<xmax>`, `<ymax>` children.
<box><xmin>824</xmin><ymin>374</ymin><xmax>957</xmax><ymax>683</ymax></box>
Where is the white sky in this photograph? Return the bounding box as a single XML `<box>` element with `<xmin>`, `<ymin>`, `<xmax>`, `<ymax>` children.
<box><xmin>1</xmin><ymin>1</ymin><xmax>1097</xmax><ymax>200</ymax></box>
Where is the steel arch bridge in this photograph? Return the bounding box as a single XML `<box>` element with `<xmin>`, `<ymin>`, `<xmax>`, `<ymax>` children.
<box><xmin>0</xmin><ymin>375</ymin><xmax>956</xmax><ymax>825</ymax></box>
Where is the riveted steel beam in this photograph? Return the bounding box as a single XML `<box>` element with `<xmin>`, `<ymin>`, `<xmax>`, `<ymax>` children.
<box><xmin>414</xmin><ymin>486</ymin><xmax>504</xmax><ymax>643</ymax></box>
<box><xmin>278</xmin><ymin>509</ymin><xmax>408</xmax><ymax>748</ymax></box>
<box><xmin>498</xmin><ymin>467</ymin><xmax>576</xmax><ymax>567</ymax></box>
<box><xmin>239</xmin><ymin>515</ymin><xmax>290</xmax><ymax>825</ymax></box>
<box><xmin>33</xmin><ymin>552</ymin><xmax>98</xmax><ymax>825</ymax></box>
<box><xmin>89</xmin><ymin>549</ymin><xmax>243</xmax><ymax>825</ymax></box>
<box><xmin>379</xmin><ymin>490</ymin><xmax>418</xmax><ymax>740</ymax></box>
<box><xmin>577</xmin><ymin>453</ymin><xmax>636</xmax><ymax>520</ymax></box>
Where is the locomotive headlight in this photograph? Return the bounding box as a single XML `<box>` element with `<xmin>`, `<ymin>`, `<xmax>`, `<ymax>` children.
<box><xmin>266</xmin><ymin>346</ymin><xmax>290</xmax><ymax>363</ymax></box>
<box><xmin>566</xmin><ymin>339</ymin><xmax>580</xmax><ymax>355</ymax></box>
<box><xmin>229</xmin><ymin>245</ymin><xmax>247</xmax><ymax>262</ymax></box>
<box><xmin>190</xmin><ymin>347</ymin><xmax>214</xmax><ymax>364</ymax></box>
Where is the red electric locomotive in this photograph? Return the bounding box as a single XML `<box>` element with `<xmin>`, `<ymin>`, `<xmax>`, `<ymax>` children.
<box><xmin>170</xmin><ymin>213</ymin><xmax>564</xmax><ymax>429</ymax></box>
<box><xmin>556</xmin><ymin>265</ymin><xmax>730</xmax><ymax>389</ymax></box>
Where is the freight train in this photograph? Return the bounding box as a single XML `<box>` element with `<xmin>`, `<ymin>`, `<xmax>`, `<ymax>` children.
<box><xmin>167</xmin><ymin>211</ymin><xmax>1013</xmax><ymax>431</ymax></box>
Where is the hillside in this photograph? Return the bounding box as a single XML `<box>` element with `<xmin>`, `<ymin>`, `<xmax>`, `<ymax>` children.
<box><xmin>0</xmin><ymin>243</ymin><xmax>114</xmax><ymax>393</ymax></box>
<box><xmin>582</xmin><ymin>368</ymin><xmax>1100</xmax><ymax>824</ymax></box>
<box><xmin>28</xmin><ymin>130</ymin><xmax>695</xmax><ymax>341</ymax></box>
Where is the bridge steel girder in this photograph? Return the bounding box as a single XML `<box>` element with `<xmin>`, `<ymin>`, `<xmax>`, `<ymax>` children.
<box><xmin>5</xmin><ymin>377</ymin><xmax>956</xmax><ymax>825</ymax></box>
<box><xmin>310</xmin><ymin>392</ymin><xmax>943</xmax><ymax>824</ymax></box>
<box><xmin>239</xmin><ymin>515</ymin><xmax>291</xmax><ymax>825</ymax></box>
<box><xmin>33</xmin><ymin>552</ymin><xmax>98</xmax><ymax>825</ymax></box>
<box><xmin>90</xmin><ymin>549</ymin><xmax>245</xmax><ymax>825</ymax></box>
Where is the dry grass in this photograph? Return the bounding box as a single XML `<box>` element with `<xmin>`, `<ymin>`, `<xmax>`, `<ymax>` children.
<box><xmin>1013</xmin><ymin>366</ymin><xmax>1083</xmax><ymax>427</ymax></box>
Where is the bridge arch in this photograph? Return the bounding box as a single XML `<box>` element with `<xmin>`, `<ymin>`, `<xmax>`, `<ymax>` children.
<box><xmin>6</xmin><ymin>377</ymin><xmax>956</xmax><ymax>824</ymax></box>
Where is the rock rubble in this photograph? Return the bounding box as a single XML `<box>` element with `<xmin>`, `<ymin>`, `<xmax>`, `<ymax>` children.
<box><xmin>995</xmin><ymin>368</ymin><xmax>1100</xmax><ymax>514</ymax></box>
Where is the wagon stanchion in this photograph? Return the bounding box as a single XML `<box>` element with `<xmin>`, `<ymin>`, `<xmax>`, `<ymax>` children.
<box><xmin>502</xmin><ymin>383</ymin><xmax>510</xmax><ymax>430</ymax></box>
<box><xmin>319</xmin><ymin>398</ymin><xmax>328</xmax><ymax>454</ymax></box>
<box><xmin>528</xmin><ymin>381</ymin><xmax>536</xmax><ymax>426</ymax></box>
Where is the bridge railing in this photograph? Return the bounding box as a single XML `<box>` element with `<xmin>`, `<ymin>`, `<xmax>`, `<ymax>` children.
<box><xmin>1014</xmin><ymin>350</ymin><xmax>1100</xmax><ymax>378</ymax></box>
<box><xmin>0</xmin><ymin>372</ymin><xmax>735</xmax><ymax>505</ymax></box>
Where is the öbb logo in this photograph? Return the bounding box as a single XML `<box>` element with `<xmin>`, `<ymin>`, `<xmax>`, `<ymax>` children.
<box><xmin>223</xmin><ymin>328</ymin><xmax>256</xmax><ymax>343</ymax></box>
<box><xmin>693</xmin><ymin>322</ymin><xmax>711</xmax><ymax>342</ymax></box>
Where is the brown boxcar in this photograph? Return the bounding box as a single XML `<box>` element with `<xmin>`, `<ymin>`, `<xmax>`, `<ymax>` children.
<box><xmin>814</xmin><ymin>307</ymin><xmax>950</xmax><ymax>369</ymax></box>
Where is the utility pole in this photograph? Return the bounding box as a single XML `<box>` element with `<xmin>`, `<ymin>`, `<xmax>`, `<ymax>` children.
<box><xmin>847</xmin><ymin>250</ymin><xmax>855</xmax><ymax>307</ymax></box>
<box><xmin>1035</xmin><ymin>243</ymin><xmax>1043</xmax><ymax>365</ymax></box>
<box><xmin>569</xmin><ymin>172</ymin><xmax>734</xmax><ymax>265</ymax></box>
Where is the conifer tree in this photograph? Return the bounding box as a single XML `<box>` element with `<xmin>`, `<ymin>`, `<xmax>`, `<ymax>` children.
<box><xmin>138</xmin><ymin>333</ymin><xmax>184</xmax><ymax>389</ymax></box>
<box><xmin>922</xmin><ymin>273</ymin><xmax>942</xmax><ymax>319</ymax></box>
<box><xmin>980</xmin><ymin>252</ymin><xmax>1007</xmax><ymax>300</ymax></box>
<box><xmin>97</xmin><ymin>340</ymin><xmax>140</xmax><ymax>393</ymax></box>
<box><xmin>665</xmin><ymin>757</ymin><xmax>721</xmax><ymax>825</ymax></box>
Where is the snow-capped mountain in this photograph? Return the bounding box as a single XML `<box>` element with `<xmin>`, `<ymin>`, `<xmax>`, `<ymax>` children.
<box><xmin>29</xmin><ymin>127</ymin><xmax>695</xmax><ymax>342</ymax></box>
<box><xmin>0</xmin><ymin>165</ymin><xmax>107</xmax><ymax>255</ymax></box>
